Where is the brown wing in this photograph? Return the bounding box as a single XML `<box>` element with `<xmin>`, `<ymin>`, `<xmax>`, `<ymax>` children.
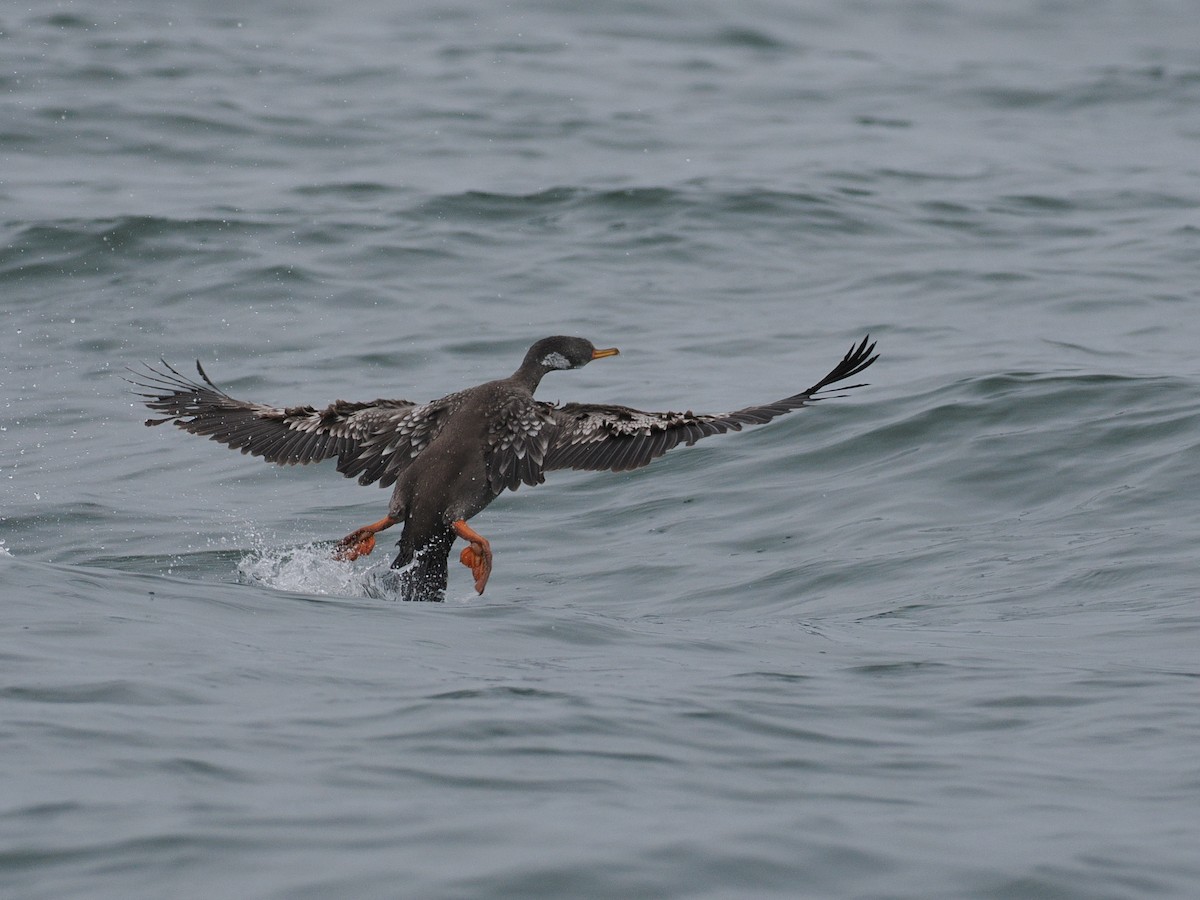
<box><xmin>129</xmin><ymin>360</ymin><xmax>460</xmax><ymax>488</ymax></box>
<box><xmin>485</xmin><ymin>395</ymin><xmax>558</xmax><ymax>494</ymax></box>
<box><xmin>337</xmin><ymin>390</ymin><xmax>468</xmax><ymax>488</ymax></box>
<box><xmin>543</xmin><ymin>336</ymin><xmax>878</xmax><ymax>474</ymax></box>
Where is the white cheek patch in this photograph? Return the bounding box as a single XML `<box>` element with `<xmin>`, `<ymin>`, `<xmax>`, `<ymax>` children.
<box><xmin>541</xmin><ymin>351</ymin><xmax>572</xmax><ymax>369</ymax></box>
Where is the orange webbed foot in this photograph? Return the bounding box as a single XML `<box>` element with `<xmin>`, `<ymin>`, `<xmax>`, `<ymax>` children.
<box><xmin>452</xmin><ymin>519</ymin><xmax>492</xmax><ymax>594</ymax></box>
<box><xmin>333</xmin><ymin>529</ymin><xmax>376</xmax><ymax>561</ymax></box>
<box><xmin>332</xmin><ymin>516</ymin><xmax>399</xmax><ymax>562</ymax></box>
<box><xmin>459</xmin><ymin>541</ymin><xmax>493</xmax><ymax>594</ymax></box>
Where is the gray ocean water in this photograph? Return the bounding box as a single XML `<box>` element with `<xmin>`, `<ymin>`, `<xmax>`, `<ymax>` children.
<box><xmin>3</xmin><ymin>1</ymin><xmax>1200</xmax><ymax>897</ymax></box>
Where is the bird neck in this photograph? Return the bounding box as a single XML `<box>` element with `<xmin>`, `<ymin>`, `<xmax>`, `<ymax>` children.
<box><xmin>509</xmin><ymin>362</ymin><xmax>547</xmax><ymax>393</ymax></box>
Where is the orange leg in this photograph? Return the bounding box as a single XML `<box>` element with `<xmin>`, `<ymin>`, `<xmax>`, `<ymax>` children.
<box><xmin>452</xmin><ymin>519</ymin><xmax>492</xmax><ymax>594</ymax></box>
<box><xmin>333</xmin><ymin>515</ymin><xmax>399</xmax><ymax>561</ymax></box>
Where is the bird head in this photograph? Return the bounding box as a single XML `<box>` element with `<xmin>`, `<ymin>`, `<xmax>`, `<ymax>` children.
<box><xmin>523</xmin><ymin>336</ymin><xmax>620</xmax><ymax>373</ymax></box>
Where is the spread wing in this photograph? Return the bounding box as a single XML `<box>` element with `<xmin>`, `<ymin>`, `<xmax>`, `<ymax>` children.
<box><xmin>543</xmin><ymin>336</ymin><xmax>878</xmax><ymax>474</ymax></box>
<box><xmin>338</xmin><ymin>390</ymin><xmax>468</xmax><ymax>487</ymax></box>
<box><xmin>129</xmin><ymin>360</ymin><xmax>461</xmax><ymax>488</ymax></box>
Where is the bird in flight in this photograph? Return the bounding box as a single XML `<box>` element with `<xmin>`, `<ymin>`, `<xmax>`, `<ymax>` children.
<box><xmin>132</xmin><ymin>335</ymin><xmax>877</xmax><ymax>600</ymax></box>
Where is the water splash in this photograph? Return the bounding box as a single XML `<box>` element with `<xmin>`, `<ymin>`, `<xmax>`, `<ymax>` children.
<box><xmin>236</xmin><ymin>541</ymin><xmax>395</xmax><ymax>598</ymax></box>
<box><xmin>232</xmin><ymin>538</ymin><xmax>461</xmax><ymax>602</ymax></box>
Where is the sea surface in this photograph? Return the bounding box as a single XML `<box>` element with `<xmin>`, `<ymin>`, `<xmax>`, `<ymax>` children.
<box><xmin>3</xmin><ymin>1</ymin><xmax>1200</xmax><ymax>897</ymax></box>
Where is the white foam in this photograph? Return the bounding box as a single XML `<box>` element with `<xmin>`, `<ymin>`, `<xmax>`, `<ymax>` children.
<box><xmin>236</xmin><ymin>541</ymin><xmax>394</xmax><ymax>597</ymax></box>
<box><xmin>235</xmin><ymin>536</ymin><xmax>469</xmax><ymax>602</ymax></box>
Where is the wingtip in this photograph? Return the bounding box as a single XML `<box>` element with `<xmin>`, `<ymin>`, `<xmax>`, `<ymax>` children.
<box><xmin>194</xmin><ymin>359</ymin><xmax>218</xmax><ymax>388</ymax></box>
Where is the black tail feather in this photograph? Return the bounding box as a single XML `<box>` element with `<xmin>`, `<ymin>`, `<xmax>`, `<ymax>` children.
<box><xmin>391</xmin><ymin>525</ymin><xmax>456</xmax><ymax>602</ymax></box>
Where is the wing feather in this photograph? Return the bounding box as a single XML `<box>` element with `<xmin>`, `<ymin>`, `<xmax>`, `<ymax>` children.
<box><xmin>542</xmin><ymin>336</ymin><xmax>877</xmax><ymax>475</ymax></box>
<box><xmin>336</xmin><ymin>394</ymin><xmax>465</xmax><ymax>487</ymax></box>
<box><xmin>128</xmin><ymin>360</ymin><xmax>456</xmax><ymax>486</ymax></box>
<box><xmin>485</xmin><ymin>395</ymin><xmax>555</xmax><ymax>494</ymax></box>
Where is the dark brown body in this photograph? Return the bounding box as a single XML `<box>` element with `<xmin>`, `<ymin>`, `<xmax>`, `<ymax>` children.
<box><xmin>386</xmin><ymin>381</ymin><xmax>524</xmax><ymax>599</ymax></box>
